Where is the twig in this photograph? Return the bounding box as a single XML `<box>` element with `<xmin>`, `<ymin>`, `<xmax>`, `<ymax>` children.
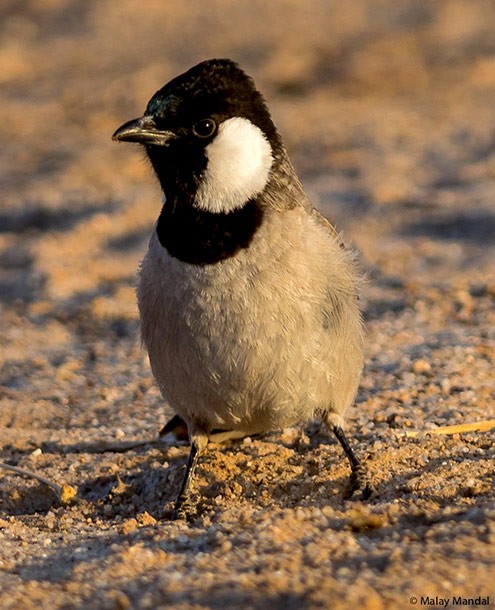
<box><xmin>76</xmin><ymin>435</ymin><xmax>187</xmax><ymax>454</ymax></box>
<box><xmin>0</xmin><ymin>462</ymin><xmax>77</xmax><ymax>504</ymax></box>
<box><xmin>86</xmin><ymin>438</ymin><xmax>160</xmax><ymax>453</ymax></box>
<box><xmin>405</xmin><ymin>419</ymin><xmax>495</xmax><ymax>439</ymax></box>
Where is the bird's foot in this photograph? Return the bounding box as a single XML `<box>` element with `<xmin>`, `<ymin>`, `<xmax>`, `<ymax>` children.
<box><xmin>344</xmin><ymin>462</ymin><xmax>374</xmax><ymax>501</ymax></box>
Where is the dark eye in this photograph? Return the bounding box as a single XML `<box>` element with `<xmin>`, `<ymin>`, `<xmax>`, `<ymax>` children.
<box><xmin>193</xmin><ymin>118</ymin><xmax>217</xmax><ymax>138</ymax></box>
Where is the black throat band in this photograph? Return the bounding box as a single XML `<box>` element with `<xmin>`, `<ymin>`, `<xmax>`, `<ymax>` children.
<box><xmin>156</xmin><ymin>199</ymin><xmax>264</xmax><ymax>265</ymax></box>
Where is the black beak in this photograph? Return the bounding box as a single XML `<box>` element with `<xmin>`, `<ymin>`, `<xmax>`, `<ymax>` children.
<box><xmin>112</xmin><ymin>116</ymin><xmax>176</xmax><ymax>146</ymax></box>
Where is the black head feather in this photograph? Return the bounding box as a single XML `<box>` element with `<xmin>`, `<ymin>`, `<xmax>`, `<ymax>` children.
<box><xmin>145</xmin><ymin>59</ymin><xmax>281</xmax><ymax>149</ymax></box>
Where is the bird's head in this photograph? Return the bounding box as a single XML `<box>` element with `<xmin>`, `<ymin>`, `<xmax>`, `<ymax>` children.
<box><xmin>113</xmin><ymin>59</ymin><xmax>283</xmax><ymax>214</ymax></box>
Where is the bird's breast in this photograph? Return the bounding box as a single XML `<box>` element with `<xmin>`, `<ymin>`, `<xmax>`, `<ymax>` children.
<box><xmin>138</xmin><ymin>207</ymin><xmax>363</xmax><ymax>432</ymax></box>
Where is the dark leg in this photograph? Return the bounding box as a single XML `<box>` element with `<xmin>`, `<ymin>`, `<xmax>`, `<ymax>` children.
<box><xmin>332</xmin><ymin>425</ymin><xmax>373</xmax><ymax>499</ymax></box>
<box><xmin>172</xmin><ymin>441</ymin><xmax>200</xmax><ymax>520</ymax></box>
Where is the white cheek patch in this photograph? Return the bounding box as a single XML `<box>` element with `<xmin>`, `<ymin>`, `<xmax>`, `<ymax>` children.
<box><xmin>194</xmin><ymin>117</ymin><xmax>273</xmax><ymax>214</ymax></box>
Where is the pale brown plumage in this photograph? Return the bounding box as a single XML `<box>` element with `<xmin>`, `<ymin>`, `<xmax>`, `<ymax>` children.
<box><xmin>113</xmin><ymin>59</ymin><xmax>372</xmax><ymax>518</ymax></box>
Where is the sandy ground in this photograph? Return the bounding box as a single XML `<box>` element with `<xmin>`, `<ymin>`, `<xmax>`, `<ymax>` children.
<box><xmin>1</xmin><ymin>1</ymin><xmax>495</xmax><ymax>608</ymax></box>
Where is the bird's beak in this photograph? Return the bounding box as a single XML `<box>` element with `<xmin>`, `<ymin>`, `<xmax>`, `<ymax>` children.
<box><xmin>112</xmin><ymin>116</ymin><xmax>176</xmax><ymax>146</ymax></box>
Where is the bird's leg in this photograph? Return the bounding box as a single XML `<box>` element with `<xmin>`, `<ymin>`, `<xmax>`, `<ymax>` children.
<box><xmin>331</xmin><ymin>424</ymin><xmax>373</xmax><ymax>499</ymax></box>
<box><xmin>172</xmin><ymin>442</ymin><xmax>200</xmax><ymax>519</ymax></box>
<box><xmin>171</xmin><ymin>424</ymin><xmax>208</xmax><ymax>520</ymax></box>
<box><xmin>321</xmin><ymin>411</ymin><xmax>373</xmax><ymax>499</ymax></box>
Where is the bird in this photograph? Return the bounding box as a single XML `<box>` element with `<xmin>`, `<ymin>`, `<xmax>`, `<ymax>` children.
<box><xmin>112</xmin><ymin>58</ymin><xmax>372</xmax><ymax>518</ymax></box>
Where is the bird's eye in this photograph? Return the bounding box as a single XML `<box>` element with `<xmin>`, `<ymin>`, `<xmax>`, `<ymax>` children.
<box><xmin>193</xmin><ymin>118</ymin><xmax>217</xmax><ymax>138</ymax></box>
